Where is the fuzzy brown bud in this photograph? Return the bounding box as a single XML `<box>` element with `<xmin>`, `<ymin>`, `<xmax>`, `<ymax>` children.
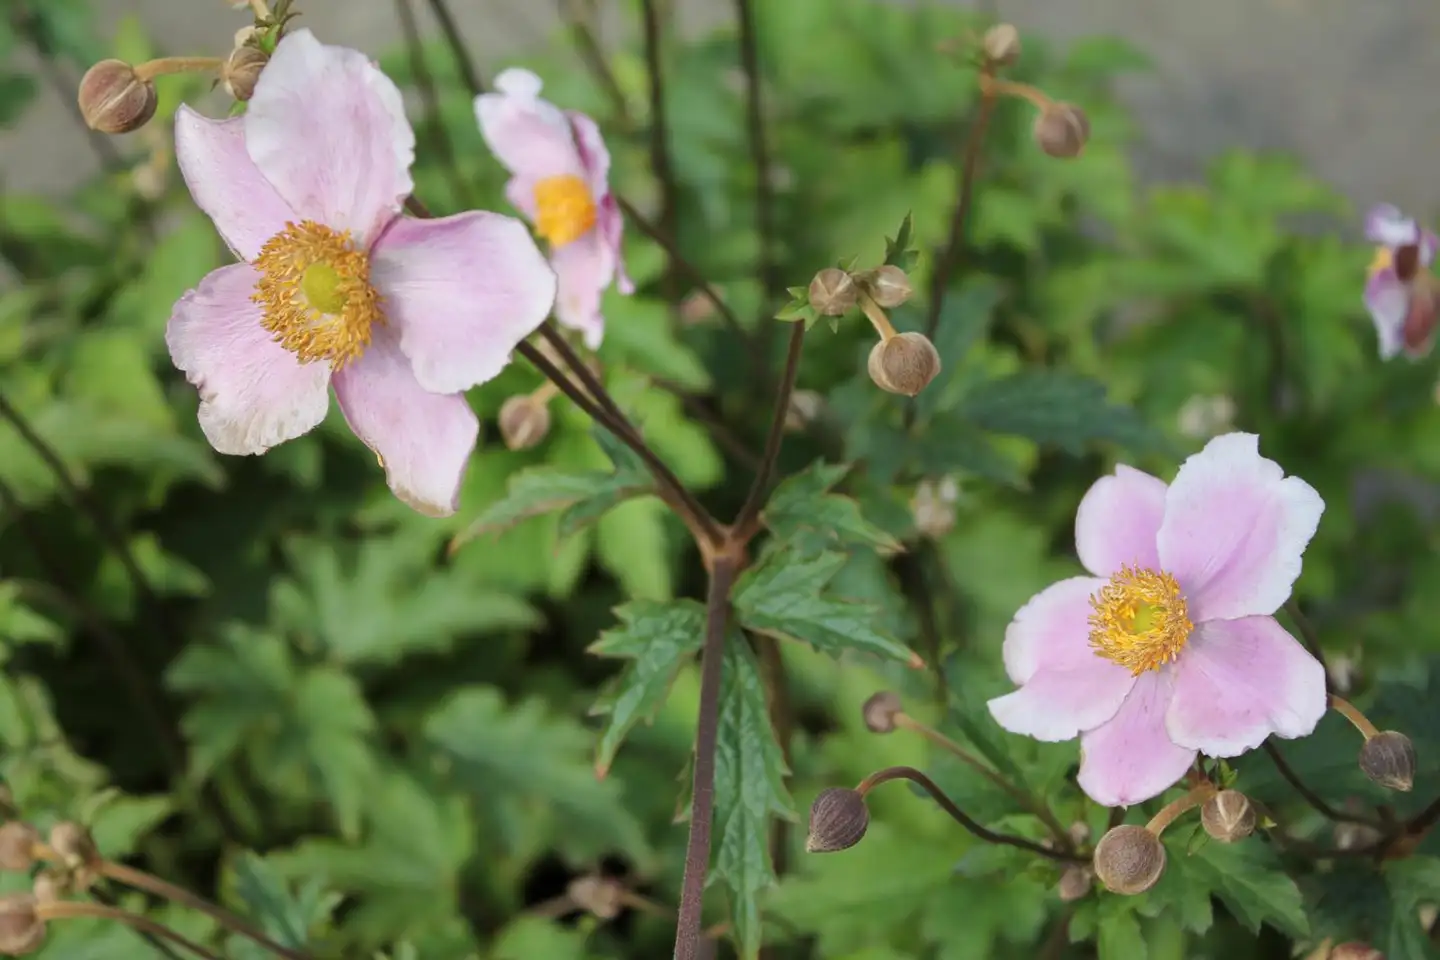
<box><xmin>1200</xmin><ymin>790</ymin><xmax>1256</xmax><ymax>843</ymax></box>
<box><xmin>861</xmin><ymin>691</ymin><xmax>904</xmax><ymax>733</ymax></box>
<box><xmin>498</xmin><ymin>395</ymin><xmax>552</xmax><ymax>451</ymax></box>
<box><xmin>30</xmin><ymin>872</ymin><xmax>65</xmax><ymax>906</ymax></box>
<box><xmin>222</xmin><ymin>46</ymin><xmax>268</xmax><ymax>102</ymax></box>
<box><xmin>0</xmin><ymin>824</ymin><xmax>38</xmax><ymax>873</ymax></box>
<box><xmin>46</xmin><ymin>823</ymin><xmax>96</xmax><ymax>870</ymax></box>
<box><xmin>1359</xmin><ymin>730</ymin><xmax>1415</xmax><ymax>792</ymax></box>
<box><xmin>566</xmin><ymin>875</ymin><xmax>624</xmax><ymax>920</ymax></box>
<box><xmin>982</xmin><ymin>24</ymin><xmax>1021</xmax><ymax>66</ymax></box>
<box><xmin>0</xmin><ymin>895</ymin><xmax>44</xmax><ymax>956</ymax></box>
<box><xmin>1057</xmin><ymin>864</ymin><xmax>1093</xmax><ymax>902</ymax></box>
<box><xmin>806</xmin><ymin>788</ymin><xmax>869</xmax><ymax>853</ymax></box>
<box><xmin>868</xmin><ymin>333</ymin><xmax>941</xmax><ymax>397</ymax></box>
<box><xmin>1093</xmin><ymin>825</ymin><xmax>1165</xmax><ymax>895</ymax></box>
<box><xmin>77</xmin><ymin>60</ymin><xmax>157</xmax><ymax>134</ymax></box>
<box><xmin>1329</xmin><ymin>942</ymin><xmax>1383</xmax><ymax>960</ymax></box>
<box><xmin>1033</xmin><ymin>102</ymin><xmax>1090</xmax><ymax>159</ymax></box>
<box><xmin>808</xmin><ymin>268</ymin><xmax>857</xmax><ymax>317</ymax></box>
<box><xmin>861</xmin><ymin>265</ymin><xmax>913</xmax><ymax>309</ymax></box>
<box><xmin>784</xmin><ymin>390</ymin><xmax>823</xmax><ymax>433</ymax></box>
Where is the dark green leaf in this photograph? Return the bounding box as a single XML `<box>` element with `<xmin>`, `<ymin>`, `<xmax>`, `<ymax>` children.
<box><xmin>762</xmin><ymin>461</ymin><xmax>902</xmax><ymax>555</ymax></box>
<box><xmin>1096</xmin><ymin>899</ymin><xmax>1147</xmax><ymax>960</ymax></box>
<box><xmin>230</xmin><ymin>852</ymin><xmax>337</xmax><ymax>950</ymax></box>
<box><xmin>959</xmin><ymin>370</ymin><xmax>1169</xmax><ymax>456</ymax></box>
<box><xmin>884</xmin><ymin>212</ymin><xmax>918</xmax><ymax>271</ymax></box>
<box><xmin>1175</xmin><ymin>836</ymin><xmax>1308</xmax><ymax>938</ymax></box>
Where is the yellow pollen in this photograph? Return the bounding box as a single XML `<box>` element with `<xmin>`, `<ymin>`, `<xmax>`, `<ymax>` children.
<box><xmin>533</xmin><ymin>174</ymin><xmax>597</xmax><ymax>248</ymax></box>
<box><xmin>1088</xmin><ymin>565</ymin><xmax>1193</xmax><ymax>676</ymax></box>
<box><xmin>1369</xmin><ymin>246</ymin><xmax>1394</xmax><ymax>277</ymax></box>
<box><xmin>251</xmin><ymin>220</ymin><xmax>382</xmax><ymax>369</ymax></box>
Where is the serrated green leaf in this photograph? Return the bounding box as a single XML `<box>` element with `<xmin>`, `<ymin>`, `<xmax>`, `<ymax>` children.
<box><xmin>1176</xmin><ymin>837</ymin><xmax>1308</xmax><ymax>938</ymax></box>
<box><xmin>587</xmin><ymin>599</ymin><xmax>705</xmax><ymax>776</ymax></box>
<box><xmin>452</xmin><ymin>458</ymin><xmax>653</xmax><ymax>548</ymax></box>
<box><xmin>733</xmin><ymin>547</ymin><xmax>917</xmax><ymax>665</ymax></box>
<box><xmin>1097</xmin><ymin>899</ymin><xmax>1147</xmax><ymax>960</ymax></box>
<box><xmin>884</xmin><ymin>212</ymin><xmax>917</xmax><ymax>270</ymax></box>
<box><xmin>712</xmin><ymin>635</ymin><xmax>795</xmax><ymax>958</ymax></box>
<box><xmin>762</xmin><ymin>461</ymin><xmax>902</xmax><ymax>555</ymax></box>
<box><xmin>230</xmin><ymin>851</ymin><xmax>333</xmax><ymax>950</ymax></box>
<box><xmin>959</xmin><ymin>370</ymin><xmax>1169</xmax><ymax>456</ymax></box>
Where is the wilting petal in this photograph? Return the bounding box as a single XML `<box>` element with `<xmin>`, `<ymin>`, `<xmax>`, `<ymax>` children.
<box><xmin>166</xmin><ymin>263</ymin><xmax>331</xmax><ymax>455</ymax></box>
<box><xmin>1074</xmin><ymin>465</ymin><xmax>1168</xmax><ymax>577</ymax></box>
<box><xmin>1366</xmin><ymin>269</ymin><xmax>1409</xmax><ymax>359</ymax></box>
<box><xmin>1156</xmin><ymin>433</ymin><xmax>1324</xmax><ymax>622</ymax></box>
<box><xmin>333</xmin><ymin>329</ymin><xmax>478</xmax><ymax>517</ymax></box>
<box><xmin>174</xmin><ymin>107</ymin><xmax>295</xmax><ymax>261</ymax></box>
<box><xmin>552</xmin><ymin>230</ymin><xmax>613</xmax><ymax>349</ymax></box>
<box><xmin>1077</xmin><ymin>671</ymin><xmax>1196</xmax><ymax>807</ymax></box>
<box><xmin>244</xmin><ymin>29</ymin><xmax>414</xmax><ymax>242</ymax></box>
<box><xmin>988</xmin><ymin>660</ymin><xmax>1136</xmax><ymax>743</ymax></box>
<box><xmin>1166</xmin><ymin>616</ymin><xmax>1326</xmax><ymax>756</ymax></box>
<box><xmin>371</xmin><ymin>211</ymin><xmax>556</xmax><ymax>394</ymax></box>
<box><xmin>475</xmin><ymin>68</ymin><xmax>586</xmax><ymax>181</ymax></box>
<box><xmin>1001</xmin><ymin>576</ymin><xmax>1109</xmax><ymax>684</ymax></box>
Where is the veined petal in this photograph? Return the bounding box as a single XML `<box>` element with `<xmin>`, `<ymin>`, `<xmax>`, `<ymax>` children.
<box><xmin>174</xmin><ymin>107</ymin><xmax>295</xmax><ymax>261</ymax></box>
<box><xmin>1366</xmin><ymin>268</ymin><xmax>1409</xmax><ymax>359</ymax></box>
<box><xmin>371</xmin><ymin>211</ymin><xmax>556</xmax><ymax>394</ymax></box>
<box><xmin>551</xmin><ymin>229</ymin><xmax>612</xmax><ymax>350</ymax></box>
<box><xmin>568</xmin><ymin>110</ymin><xmax>612</xmax><ymax>199</ymax></box>
<box><xmin>475</xmin><ymin>67</ymin><xmax>586</xmax><ymax>181</ymax></box>
<box><xmin>1166</xmin><ymin>616</ymin><xmax>1326</xmax><ymax>756</ymax></box>
<box><xmin>1077</xmin><ymin>671</ymin><xmax>1196</xmax><ymax>807</ymax></box>
<box><xmin>1001</xmin><ymin>576</ymin><xmax>1109</xmax><ymax>685</ymax></box>
<box><xmin>166</xmin><ymin>263</ymin><xmax>330</xmax><ymax>455</ymax></box>
<box><xmin>987</xmin><ymin>662</ymin><xmax>1135</xmax><ymax>742</ymax></box>
<box><xmin>244</xmin><ymin>29</ymin><xmax>414</xmax><ymax>242</ymax></box>
<box><xmin>1074</xmin><ymin>465</ymin><xmax>1168</xmax><ymax>577</ymax></box>
<box><xmin>1157</xmin><ymin>433</ymin><xmax>1324</xmax><ymax>622</ymax></box>
<box><xmin>333</xmin><ymin>328</ymin><xmax>478</xmax><ymax>517</ymax></box>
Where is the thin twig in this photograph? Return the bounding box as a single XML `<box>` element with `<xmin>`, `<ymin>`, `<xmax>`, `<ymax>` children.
<box><xmin>637</xmin><ymin>0</ymin><xmax>680</xmax><ymax>296</ymax></box>
<box><xmin>1262</xmin><ymin>740</ymin><xmax>1379</xmax><ymax>827</ymax></box>
<box><xmin>558</xmin><ymin>0</ymin><xmax>631</xmax><ymax>125</ymax></box>
<box><xmin>423</xmin><ymin>0</ymin><xmax>486</xmax><ymax>96</ymax></box>
<box><xmin>1407</xmin><ymin>795</ymin><xmax>1440</xmax><ymax>838</ymax></box>
<box><xmin>673</xmin><ymin>554</ymin><xmax>741</xmax><ymax>960</ymax></box>
<box><xmin>81</xmin><ymin>874</ymin><xmax>189</xmax><ymax>960</ymax></box>
<box><xmin>734</xmin><ymin>324</ymin><xmax>805</xmax><ymax>539</ymax></box>
<box><xmin>734</xmin><ymin>0</ymin><xmax>779</xmax><ymax>312</ymax></box>
<box><xmin>38</xmin><ymin>902</ymin><xmax>224</xmax><ymax>960</ymax></box>
<box><xmin>650</xmin><ymin>379</ymin><xmax>762</xmax><ymax>470</ymax></box>
<box><xmin>856</xmin><ymin>766</ymin><xmax>1084</xmax><ymax>863</ymax></box>
<box><xmin>394</xmin><ymin>0</ymin><xmax>470</xmax><ymax>207</ymax></box>
<box><xmin>538</xmin><ymin>323</ymin><xmax>639</xmax><ymax>438</ymax></box>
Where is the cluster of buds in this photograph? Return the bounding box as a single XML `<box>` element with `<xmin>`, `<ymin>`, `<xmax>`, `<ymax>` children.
<box><xmin>1093</xmin><ymin>783</ymin><xmax>1258</xmax><ymax>896</ymax></box>
<box><xmin>807</xmin><ymin>265</ymin><xmax>941</xmax><ymax>398</ymax></box>
<box><xmin>971</xmin><ymin>23</ymin><xmax>1090</xmax><ymax>160</ymax></box>
<box><xmin>0</xmin><ymin>819</ymin><xmax>103</xmax><ymax>955</ymax></box>
<box><xmin>911</xmin><ymin>476</ymin><xmax>960</xmax><ymax>539</ymax></box>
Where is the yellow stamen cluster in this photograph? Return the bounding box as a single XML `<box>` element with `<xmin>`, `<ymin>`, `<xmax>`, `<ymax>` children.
<box><xmin>1088</xmin><ymin>566</ymin><xmax>1193</xmax><ymax>675</ymax></box>
<box><xmin>251</xmin><ymin>220</ymin><xmax>381</xmax><ymax>369</ymax></box>
<box><xmin>533</xmin><ymin>174</ymin><xmax>597</xmax><ymax>248</ymax></box>
<box><xmin>1369</xmin><ymin>246</ymin><xmax>1394</xmax><ymax>277</ymax></box>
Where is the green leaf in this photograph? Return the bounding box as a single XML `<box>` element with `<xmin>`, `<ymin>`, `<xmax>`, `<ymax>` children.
<box><xmin>599</xmin><ymin>296</ymin><xmax>712</xmax><ymax>390</ymax></box>
<box><xmin>1175</xmin><ymin>836</ymin><xmax>1308</xmax><ymax>938</ymax></box>
<box><xmin>596</xmin><ymin>496</ymin><xmax>673</xmax><ymax>600</ymax></box>
<box><xmin>761</xmin><ymin>461</ymin><xmax>902</xmax><ymax>555</ymax></box>
<box><xmin>776</xmin><ymin>286</ymin><xmax>827</xmax><ymax>330</ymax></box>
<box><xmin>733</xmin><ymin>546</ymin><xmax>918</xmax><ymax>665</ymax></box>
<box><xmin>587</xmin><ymin>599</ymin><xmax>705</xmax><ymax>776</ymax></box>
<box><xmin>1097</xmin><ymin>900</ymin><xmax>1147</xmax><ymax>960</ymax></box>
<box><xmin>711</xmin><ymin>636</ymin><xmax>795</xmax><ymax>958</ymax></box>
<box><xmin>958</xmin><ymin>370</ymin><xmax>1169</xmax><ymax>456</ymax></box>
<box><xmin>915</xmin><ymin>278</ymin><xmax>1004</xmax><ymax>420</ymax></box>
<box><xmin>0</xmin><ymin>583</ymin><xmax>62</xmax><ymax>649</ymax></box>
<box><xmin>491</xmin><ymin>917</ymin><xmax>590</xmax><ymax>960</ymax></box>
<box><xmin>230</xmin><ymin>852</ymin><xmax>337</xmax><ymax>951</ymax></box>
<box><xmin>883</xmin><ymin>212</ymin><xmax>918</xmax><ymax>271</ymax></box>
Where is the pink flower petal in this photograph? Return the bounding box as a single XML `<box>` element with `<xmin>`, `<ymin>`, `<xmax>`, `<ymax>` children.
<box><xmin>568</xmin><ymin>111</ymin><xmax>632</xmax><ymax>295</ymax></box>
<box><xmin>333</xmin><ymin>329</ymin><xmax>478</xmax><ymax>517</ymax></box>
<box><xmin>1074</xmin><ymin>465</ymin><xmax>1168</xmax><ymax>577</ymax></box>
<box><xmin>1365</xmin><ymin>203</ymin><xmax>1419</xmax><ymax>249</ymax></box>
<box><xmin>987</xmin><ymin>661</ymin><xmax>1136</xmax><ymax>743</ymax></box>
<box><xmin>1365</xmin><ymin>269</ymin><xmax>1409</xmax><ymax>359</ymax></box>
<box><xmin>600</xmin><ymin>195</ymin><xmax>634</xmax><ymax>294</ymax></box>
<box><xmin>1077</xmin><ymin>671</ymin><xmax>1196</xmax><ymax>807</ymax></box>
<box><xmin>174</xmin><ymin>107</ymin><xmax>295</xmax><ymax>261</ymax></box>
<box><xmin>568</xmin><ymin>110</ymin><xmax>612</xmax><ymax>198</ymax></box>
<box><xmin>1156</xmin><ymin>433</ymin><xmax>1324</xmax><ymax>622</ymax></box>
<box><xmin>244</xmin><ymin>29</ymin><xmax>414</xmax><ymax>242</ymax></box>
<box><xmin>371</xmin><ymin>211</ymin><xmax>556</xmax><ymax>394</ymax></box>
<box><xmin>552</xmin><ymin>229</ymin><xmax>613</xmax><ymax>349</ymax></box>
<box><xmin>1001</xmin><ymin>576</ymin><xmax>1109</xmax><ymax>684</ymax></box>
<box><xmin>1166</xmin><ymin>616</ymin><xmax>1327</xmax><ymax>756</ymax></box>
<box><xmin>475</xmin><ymin>68</ymin><xmax>586</xmax><ymax>181</ymax></box>
<box><xmin>166</xmin><ymin>263</ymin><xmax>331</xmax><ymax>455</ymax></box>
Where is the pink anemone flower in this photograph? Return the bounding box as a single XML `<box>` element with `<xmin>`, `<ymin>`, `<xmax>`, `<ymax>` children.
<box><xmin>988</xmin><ymin>433</ymin><xmax>1327</xmax><ymax>807</ymax></box>
<box><xmin>167</xmin><ymin>29</ymin><xmax>556</xmax><ymax>517</ymax></box>
<box><xmin>1363</xmin><ymin>203</ymin><xmax>1439</xmax><ymax>360</ymax></box>
<box><xmin>475</xmin><ymin>68</ymin><xmax>633</xmax><ymax>349</ymax></box>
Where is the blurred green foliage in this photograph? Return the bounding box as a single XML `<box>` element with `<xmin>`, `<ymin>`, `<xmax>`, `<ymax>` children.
<box><xmin>3</xmin><ymin>0</ymin><xmax>1440</xmax><ymax>957</ymax></box>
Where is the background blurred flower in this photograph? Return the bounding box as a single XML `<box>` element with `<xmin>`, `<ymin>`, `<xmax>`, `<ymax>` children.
<box><xmin>1363</xmin><ymin>203</ymin><xmax>1438</xmax><ymax>359</ymax></box>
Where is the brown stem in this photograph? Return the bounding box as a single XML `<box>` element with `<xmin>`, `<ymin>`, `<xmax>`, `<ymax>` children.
<box><xmin>734</xmin><ymin>323</ymin><xmax>805</xmax><ymax>540</ymax></box>
<box><xmin>1145</xmin><ymin>784</ymin><xmax>1215</xmax><ymax>835</ymax></box>
<box><xmin>538</xmin><ymin>323</ymin><xmax>640</xmax><ymax>439</ymax></box>
<box><xmin>650</xmin><ymin>379</ymin><xmax>762</xmax><ymax>470</ymax></box>
<box><xmin>558</xmin><ymin>0</ymin><xmax>631</xmax><ymax>125</ymax></box>
<box><xmin>980</xmin><ymin>76</ymin><xmax>1054</xmax><ymax>110</ymax></box>
<box><xmin>393</xmin><ymin>0</ymin><xmax>471</xmax><ymax>207</ymax></box>
<box><xmin>98</xmin><ymin>861</ymin><xmax>313</xmax><ymax>960</ymax></box>
<box><xmin>1262</xmin><ymin>740</ymin><xmax>1380</xmax><ymax>826</ymax></box>
<box><xmin>734</xmin><ymin>0</ymin><xmax>779</xmax><ymax>311</ymax></box>
<box><xmin>423</xmin><ymin>0</ymin><xmax>486</xmax><ymax>96</ymax></box>
<box><xmin>673</xmin><ymin>554</ymin><xmax>741</xmax><ymax>960</ymax></box>
<box><xmin>855</xmin><ymin>766</ymin><xmax>1084</xmax><ymax>863</ymax></box>
<box><xmin>132</xmin><ymin>57</ymin><xmax>223</xmax><ymax>81</ymax></box>
<box><xmin>37</xmin><ymin>902</ymin><xmax>224</xmax><ymax>960</ymax></box>
<box><xmin>860</xmin><ymin>292</ymin><xmax>899</xmax><ymax>340</ymax></box>
<box><xmin>1407</xmin><ymin>795</ymin><xmax>1440</xmax><ymax>837</ymax></box>
<box><xmin>1329</xmin><ymin>694</ymin><xmax>1380</xmax><ymax>740</ymax></box>
<box><xmin>637</xmin><ymin>0</ymin><xmax>680</xmax><ymax>299</ymax></box>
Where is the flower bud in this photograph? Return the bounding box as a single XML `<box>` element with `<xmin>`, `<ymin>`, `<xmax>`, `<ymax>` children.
<box><xmin>30</xmin><ymin>871</ymin><xmax>65</xmax><ymax>905</ymax></box>
<box><xmin>982</xmin><ymin>24</ymin><xmax>1021</xmax><ymax>66</ymax></box>
<box><xmin>498</xmin><ymin>395</ymin><xmax>552</xmax><ymax>451</ymax></box>
<box><xmin>0</xmin><ymin>895</ymin><xmax>44</xmax><ymax>956</ymax></box>
<box><xmin>859</xmin><ymin>265</ymin><xmax>913</xmax><ymax>309</ymax></box>
<box><xmin>784</xmin><ymin>390</ymin><xmax>823</xmax><ymax>433</ymax></box>
<box><xmin>1093</xmin><ymin>825</ymin><xmax>1165</xmax><ymax>895</ymax></box>
<box><xmin>808</xmin><ymin>268</ymin><xmax>857</xmax><ymax>317</ymax></box>
<box><xmin>868</xmin><ymin>333</ymin><xmax>942</xmax><ymax>397</ymax></box>
<box><xmin>861</xmin><ymin>691</ymin><xmax>903</xmax><ymax>733</ymax></box>
<box><xmin>912</xmin><ymin>477</ymin><xmax>959</xmax><ymax>539</ymax></box>
<box><xmin>47</xmin><ymin>823</ymin><xmax>96</xmax><ymax>870</ymax></box>
<box><xmin>0</xmin><ymin>824</ymin><xmax>38</xmax><ymax>873</ymax></box>
<box><xmin>222</xmin><ymin>46</ymin><xmax>268</xmax><ymax>101</ymax></box>
<box><xmin>1200</xmin><ymin>790</ymin><xmax>1256</xmax><ymax>843</ymax></box>
<box><xmin>1032</xmin><ymin>102</ymin><xmax>1090</xmax><ymax>159</ymax></box>
<box><xmin>1057</xmin><ymin>864</ymin><xmax>1092</xmax><ymax>902</ymax></box>
<box><xmin>566</xmin><ymin>875</ymin><xmax>624</xmax><ymax>920</ymax></box>
<box><xmin>1329</xmin><ymin>942</ymin><xmax>1383</xmax><ymax>960</ymax></box>
<box><xmin>77</xmin><ymin>60</ymin><xmax>157</xmax><ymax>134</ymax></box>
<box><xmin>806</xmin><ymin>788</ymin><xmax>869</xmax><ymax>853</ymax></box>
<box><xmin>1359</xmin><ymin>730</ymin><xmax>1415</xmax><ymax>792</ymax></box>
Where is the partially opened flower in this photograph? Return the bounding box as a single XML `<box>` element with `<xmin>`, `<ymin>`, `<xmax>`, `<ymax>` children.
<box><xmin>475</xmin><ymin>68</ymin><xmax>633</xmax><ymax>348</ymax></box>
<box><xmin>168</xmin><ymin>30</ymin><xmax>555</xmax><ymax>516</ymax></box>
<box><xmin>988</xmin><ymin>433</ymin><xmax>1326</xmax><ymax>807</ymax></box>
<box><xmin>1363</xmin><ymin>203</ymin><xmax>1439</xmax><ymax>360</ymax></box>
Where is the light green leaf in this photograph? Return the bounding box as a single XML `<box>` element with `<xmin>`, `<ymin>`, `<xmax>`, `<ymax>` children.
<box><xmin>599</xmin><ymin>296</ymin><xmax>712</xmax><ymax>390</ymax></box>
<box><xmin>1097</xmin><ymin>899</ymin><xmax>1147</xmax><ymax>960</ymax></box>
<box><xmin>596</xmin><ymin>496</ymin><xmax>673</xmax><ymax>600</ymax></box>
<box><xmin>229</xmin><ymin>851</ymin><xmax>338</xmax><ymax>951</ymax></box>
<box><xmin>1176</xmin><ymin>837</ymin><xmax>1308</xmax><ymax>938</ymax></box>
<box><xmin>491</xmin><ymin>917</ymin><xmax>590</xmax><ymax>960</ymax></box>
<box><xmin>587</xmin><ymin>600</ymin><xmax>705</xmax><ymax>776</ymax></box>
<box><xmin>712</xmin><ymin>636</ymin><xmax>795</xmax><ymax>958</ymax></box>
<box><xmin>959</xmin><ymin>370</ymin><xmax>1169</xmax><ymax>456</ymax></box>
<box><xmin>87</xmin><ymin>794</ymin><xmax>171</xmax><ymax>859</ymax></box>
<box><xmin>0</xmin><ymin>583</ymin><xmax>62</xmax><ymax>649</ymax></box>
<box><xmin>762</xmin><ymin>461</ymin><xmax>902</xmax><ymax>555</ymax></box>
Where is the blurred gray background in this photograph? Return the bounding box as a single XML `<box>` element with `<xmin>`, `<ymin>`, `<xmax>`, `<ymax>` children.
<box><xmin>4</xmin><ymin>0</ymin><xmax>1439</xmax><ymax>217</ymax></box>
